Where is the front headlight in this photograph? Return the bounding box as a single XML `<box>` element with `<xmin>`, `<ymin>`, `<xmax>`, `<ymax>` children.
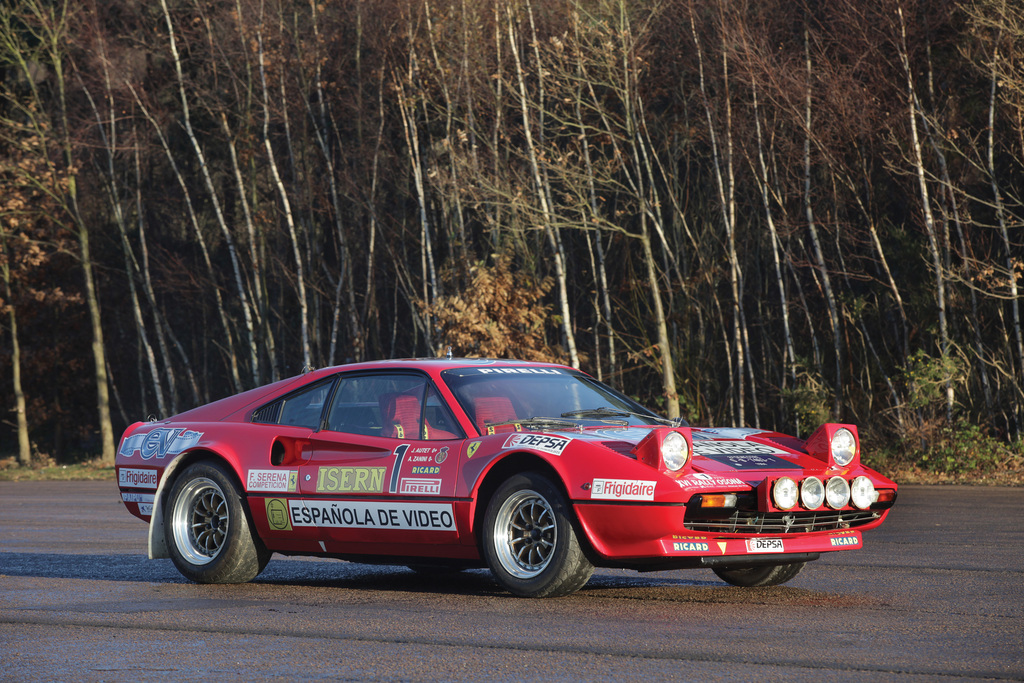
<box><xmin>772</xmin><ymin>477</ymin><xmax>798</xmax><ymax>510</ymax></box>
<box><xmin>800</xmin><ymin>476</ymin><xmax>825</xmax><ymax>509</ymax></box>
<box><xmin>831</xmin><ymin>428</ymin><xmax>857</xmax><ymax>466</ymax></box>
<box><xmin>850</xmin><ymin>476</ymin><xmax>877</xmax><ymax>509</ymax></box>
<box><xmin>662</xmin><ymin>431</ymin><xmax>689</xmax><ymax>471</ymax></box>
<box><xmin>825</xmin><ymin>476</ymin><xmax>851</xmax><ymax>509</ymax></box>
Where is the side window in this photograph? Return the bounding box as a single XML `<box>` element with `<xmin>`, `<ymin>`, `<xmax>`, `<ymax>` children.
<box><xmin>252</xmin><ymin>378</ymin><xmax>335</xmax><ymax>429</ymax></box>
<box><xmin>324</xmin><ymin>373</ymin><xmax>464</xmax><ymax>440</ymax></box>
<box><xmin>326</xmin><ymin>374</ymin><xmax>426</xmax><ymax>438</ymax></box>
<box><xmin>423</xmin><ymin>385</ymin><xmax>462</xmax><ymax>440</ymax></box>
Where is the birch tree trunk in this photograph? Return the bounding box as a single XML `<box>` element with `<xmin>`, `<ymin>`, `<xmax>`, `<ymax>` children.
<box><xmin>803</xmin><ymin>26</ymin><xmax>843</xmax><ymax>419</ymax></box>
<box><xmin>32</xmin><ymin>0</ymin><xmax>117</xmax><ymax>462</ymax></box>
<box><xmin>255</xmin><ymin>7</ymin><xmax>312</xmax><ymax>369</ymax></box>
<box><xmin>507</xmin><ymin>5</ymin><xmax>579</xmax><ymax>368</ymax></box>
<box><xmin>897</xmin><ymin>4</ymin><xmax>954</xmax><ymax>422</ymax></box>
<box><xmin>1</xmin><ymin>232</ymin><xmax>30</xmax><ymax>465</ymax></box>
<box><xmin>690</xmin><ymin>8</ymin><xmax>744</xmax><ymax>425</ymax></box>
<box><xmin>987</xmin><ymin>45</ymin><xmax>1024</xmax><ymax>431</ymax></box>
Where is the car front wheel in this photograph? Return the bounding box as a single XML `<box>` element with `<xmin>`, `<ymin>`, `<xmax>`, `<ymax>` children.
<box><xmin>712</xmin><ymin>561</ymin><xmax>805</xmax><ymax>587</ymax></box>
<box><xmin>483</xmin><ymin>472</ymin><xmax>593</xmax><ymax>598</ymax></box>
<box><xmin>165</xmin><ymin>461</ymin><xmax>270</xmax><ymax>584</ymax></box>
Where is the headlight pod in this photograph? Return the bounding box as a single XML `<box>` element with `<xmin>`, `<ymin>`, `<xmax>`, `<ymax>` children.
<box><xmin>850</xmin><ymin>476</ymin><xmax>877</xmax><ymax>509</ymax></box>
<box><xmin>830</xmin><ymin>428</ymin><xmax>857</xmax><ymax>467</ymax></box>
<box><xmin>772</xmin><ymin>477</ymin><xmax>799</xmax><ymax>510</ymax></box>
<box><xmin>631</xmin><ymin>428</ymin><xmax>692</xmax><ymax>473</ymax></box>
<box><xmin>825</xmin><ymin>476</ymin><xmax>851</xmax><ymax>509</ymax></box>
<box><xmin>805</xmin><ymin>424</ymin><xmax>861</xmax><ymax>467</ymax></box>
<box><xmin>661</xmin><ymin>431</ymin><xmax>689</xmax><ymax>471</ymax></box>
<box><xmin>800</xmin><ymin>476</ymin><xmax>825</xmax><ymax>509</ymax></box>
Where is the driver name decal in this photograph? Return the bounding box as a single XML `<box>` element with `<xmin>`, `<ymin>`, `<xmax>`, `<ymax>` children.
<box><xmin>502</xmin><ymin>433</ymin><xmax>572</xmax><ymax>455</ymax></box>
<box><xmin>248</xmin><ymin>469</ymin><xmax>298</xmax><ymax>492</ymax></box>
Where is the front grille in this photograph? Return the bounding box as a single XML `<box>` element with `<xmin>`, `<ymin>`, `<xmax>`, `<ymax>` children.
<box><xmin>685</xmin><ymin>509</ymin><xmax>882</xmax><ymax>534</ymax></box>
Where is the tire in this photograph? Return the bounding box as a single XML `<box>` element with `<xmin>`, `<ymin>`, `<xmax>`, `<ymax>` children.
<box><xmin>165</xmin><ymin>461</ymin><xmax>271</xmax><ymax>584</ymax></box>
<box><xmin>483</xmin><ymin>472</ymin><xmax>593</xmax><ymax>598</ymax></box>
<box><xmin>712</xmin><ymin>561</ymin><xmax>805</xmax><ymax>587</ymax></box>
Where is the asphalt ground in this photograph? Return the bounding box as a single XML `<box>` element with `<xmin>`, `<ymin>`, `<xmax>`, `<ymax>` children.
<box><xmin>0</xmin><ymin>481</ymin><xmax>1021</xmax><ymax>682</ymax></box>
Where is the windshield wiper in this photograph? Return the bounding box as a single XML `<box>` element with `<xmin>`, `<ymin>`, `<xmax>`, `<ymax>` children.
<box><xmin>561</xmin><ymin>406</ymin><xmax>689</xmax><ymax>427</ymax></box>
<box><xmin>484</xmin><ymin>416</ymin><xmax>580</xmax><ymax>431</ymax></box>
<box><xmin>561</xmin><ymin>407</ymin><xmax>632</xmax><ymax>419</ymax></box>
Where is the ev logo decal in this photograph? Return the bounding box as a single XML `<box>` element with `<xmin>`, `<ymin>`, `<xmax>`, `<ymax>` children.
<box><xmin>118</xmin><ymin>428</ymin><xmax>203</xmax><ymax>460</ymax></box>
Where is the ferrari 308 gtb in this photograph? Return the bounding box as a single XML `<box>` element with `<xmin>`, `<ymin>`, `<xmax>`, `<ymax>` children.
<box><xmin>115</xmin><ymin>357</ymin><xmax>897</xmax><ymax>597</ymax></box>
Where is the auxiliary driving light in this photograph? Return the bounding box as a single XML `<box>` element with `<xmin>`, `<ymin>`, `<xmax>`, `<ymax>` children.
<box><xmin>800</xmin><ymin>476</ymin><xmax>825</xmax><ymax>509</ymax></box>
<box><xmin>772</xmin><ymin>477</ymin><xmax>799</xmax><ymax>510</ymax></box>
<box><xmin>850</xmin><ymin>476</ymin><xmax>877</xmax><ymax>509</ymax></box>
<box><xmin>825</xmin><ymin>476</ymin><xmax>851</xmax><ymax>509</ymax></box>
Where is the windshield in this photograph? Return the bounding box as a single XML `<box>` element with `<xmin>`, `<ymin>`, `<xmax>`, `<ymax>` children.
<box><xmin>441</xmin><ymin>366</ymin><xmax>669</xmax><ymax>432</ymax></box>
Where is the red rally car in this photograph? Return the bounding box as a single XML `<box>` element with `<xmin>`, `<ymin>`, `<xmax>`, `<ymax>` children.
<box><xmin>115</xmin><ymin>358</ymin><xmax>897</xmax><ymax>597</ymax></box>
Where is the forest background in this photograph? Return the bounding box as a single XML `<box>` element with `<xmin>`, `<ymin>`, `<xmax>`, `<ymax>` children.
<box><xmin>1</xmin><ymin>0</ymin><xmax>1022</xmax><ymax>482</ymax></box>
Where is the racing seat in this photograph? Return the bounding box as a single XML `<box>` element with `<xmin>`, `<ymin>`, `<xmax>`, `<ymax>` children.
<box><xmin>474</xmin><ymin>396</ymin><xmax>519</xmax><ymax>435</ymax></box>
<box><xmin>380</xmin><ymin>392</ymin><xmax>422</xmax><ymax>439</ymax></box>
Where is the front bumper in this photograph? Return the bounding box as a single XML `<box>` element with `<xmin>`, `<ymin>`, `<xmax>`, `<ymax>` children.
<box><xmin>574</xmin><ymin>501</ymin><xmax>876</xmax><ymax>567</ymax></box>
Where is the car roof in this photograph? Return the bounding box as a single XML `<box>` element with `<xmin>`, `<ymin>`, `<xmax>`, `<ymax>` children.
<box><xmin>304</xmin><ymin>357</ymin><xmax>573</xmax><ymax>380</ymax></box>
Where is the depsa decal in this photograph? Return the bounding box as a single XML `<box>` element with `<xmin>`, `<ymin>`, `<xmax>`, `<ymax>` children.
<box><xmin>502</xmin><ymin>433</ymin><xmax>572</xmax><ymax>455</ymax></box>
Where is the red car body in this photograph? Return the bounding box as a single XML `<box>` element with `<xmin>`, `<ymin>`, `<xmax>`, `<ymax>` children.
<box><xmin>115</xmin><ymin>358</ymin><xmax>897</xmax><ymax>597</ymax></box>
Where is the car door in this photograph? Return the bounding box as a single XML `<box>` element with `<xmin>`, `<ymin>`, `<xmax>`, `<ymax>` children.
<box><xmin>296</xmin><ymin>371</ymin><xmax>465</xmax><ymax>553</ymax></box>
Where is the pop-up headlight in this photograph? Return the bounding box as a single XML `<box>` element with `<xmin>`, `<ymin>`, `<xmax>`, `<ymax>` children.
<box><xmin>805</xmin><ymin>423</ymin><xmax>860</xmax><ymax>468</ymax></box>
<box><xmin>632</xmin><ymin>428</ymin><xmax>692</xmax><ymax>473</ymax></box>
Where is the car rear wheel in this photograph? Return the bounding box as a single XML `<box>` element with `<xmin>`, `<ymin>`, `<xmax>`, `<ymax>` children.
<box><xmin>483</xmin><ymin>472</ymin><xmax>593</xmax><ymax>598</ymax></box>
<box><xmin>712</xmin><ymin>561</ymin><xmax>805</xmax><ymax>587</ymax></box>
<box><xmin>165</xmin><ymin>461</ymin><xmax>270</xmax><ymax>584</ymax></box>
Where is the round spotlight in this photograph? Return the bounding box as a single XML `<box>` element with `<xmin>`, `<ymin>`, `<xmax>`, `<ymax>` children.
<box><xmin>831</xmin><ymin>428</ymin><xmax>857</xmax><ymax>466</ymax></box>
<box><xmin>850</xmin><ymin>476</ymin><xmax>877</xmax><ymax>509</ymax></box>
<box><xmin>661</xmin><ymin>431</ymin><xmax>689</xmax><ymax>471</ymax></box>
<box><xmin>825</xmin><ymin>476</ymin><xmax>851</xmax><ymax>509</ymax></box>
<box><xmin>772</xmin><ymin>477</ymin><xmax>798</xmax><ymax>510</ymax></box>
<box><xmin>800</xmin><ymin>477</ymin><xmax>825</xmax><ymax>509</ymax></box>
